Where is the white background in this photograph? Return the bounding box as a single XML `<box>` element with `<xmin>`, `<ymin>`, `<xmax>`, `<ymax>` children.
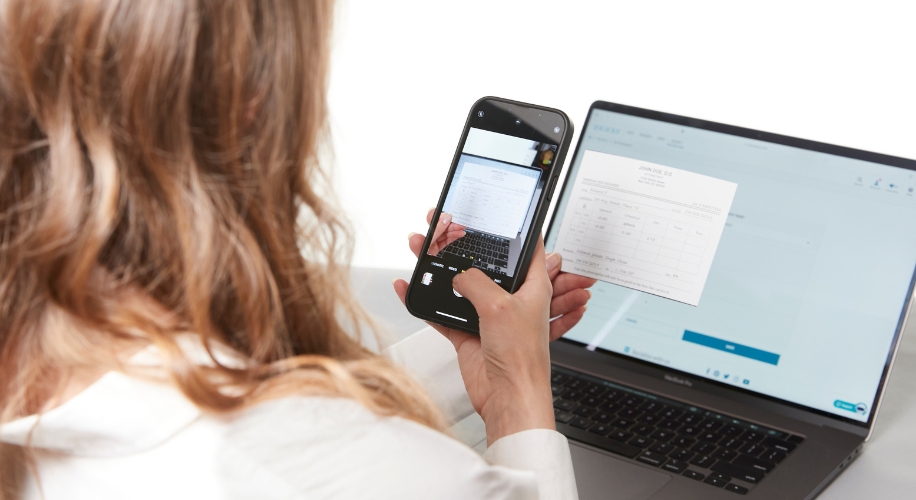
<box><xmin>327</xmin><ymin>0</ymin><xmax>916</xmax><ymax>270</ymax></box>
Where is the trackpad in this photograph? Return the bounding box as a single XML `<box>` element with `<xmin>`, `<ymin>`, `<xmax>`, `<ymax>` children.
<box><xmin>571</xmin><ymin>443</ymin><xmax>671</xmax><ymax>500</ymax></box>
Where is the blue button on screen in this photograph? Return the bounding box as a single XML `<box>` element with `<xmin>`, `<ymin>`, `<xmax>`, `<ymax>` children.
<box><xmin>682</xmin><ymin>330</ymin><xmax>781</xmax><ymax>366</ymax></box>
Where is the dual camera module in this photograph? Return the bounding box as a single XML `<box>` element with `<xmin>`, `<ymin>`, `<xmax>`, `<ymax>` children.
<box><xmin>477</xmin><ymin>110</ymin><xmax>561</xmax><ymax>134</ymax></box>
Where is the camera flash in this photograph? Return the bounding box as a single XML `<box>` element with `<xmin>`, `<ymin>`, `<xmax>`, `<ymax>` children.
<box><xmin>554</xmin><ymin>126</ymin><xmax>561</xmax><ymax>133</ymax></box>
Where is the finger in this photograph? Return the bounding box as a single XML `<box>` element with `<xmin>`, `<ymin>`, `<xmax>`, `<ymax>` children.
<box><xmin>552</xmin><ymin>272</ymin><xmax>598</xmax><ymax>297</ymax></box>
<box><xmin>408</xmin><ymin>233</ymin><xmax>425</xmax><ymax>257</ymax></box>
<box><xmin>546</xmin><ymin>252</ymin><xmax>562</xmax><ymax>281</ymax></box>
<box><xmin>550</xmin><ymin>288</ymin><xmax>591</xmax><ymax>318</ymax></box>
<box><xmin>518</xmin><ymin>235</ymin><xmax>551</xmax><ymax>295</ymax></box>
<box><xmin>426</xmin><ymin>208</ymin><xmax>435</xmax><ymax>225</ymax></box>
<box><xmin>452</xmin><ymin>268</ymin><xmax>511</xmax><ymax>319</ymax></box>
<box><xmin>549</xmin><ymin>305</ymin><xmax>586</xmax><ymax>341</ymax></box>
<box><xmin>430</xmin><ymin>212</ymin><xmax>451</xmax><ymax>242</ymax></box>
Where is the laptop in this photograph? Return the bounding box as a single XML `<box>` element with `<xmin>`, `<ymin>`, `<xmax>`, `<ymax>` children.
<box><xmin>543</xmin><ymin>101</ymin><xmax>916</xmax><ymax>499</ymax></box>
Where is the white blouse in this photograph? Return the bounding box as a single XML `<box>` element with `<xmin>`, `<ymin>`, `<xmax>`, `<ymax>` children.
<box><xmin>0</xmin><ymin>327</ymin><xmax>578</xmax><ymax>499</ymax></box>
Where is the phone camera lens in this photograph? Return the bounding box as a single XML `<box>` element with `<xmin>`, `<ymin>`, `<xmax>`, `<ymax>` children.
<box><xmin>553</xmin><ymin>126</ymin><xmax>561</xmax><ymax>133</ymax></box>
<box><xmin>477</xmin><ymin>111</ymin><xmax>484</xmax><ymax>118</ymax></box>
<box><xmin>515</xmin><ymin>119</ymin><xmax>521</xmax><ymax>125</ymax></box>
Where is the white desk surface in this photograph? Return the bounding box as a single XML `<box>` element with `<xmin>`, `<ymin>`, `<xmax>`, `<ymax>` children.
<box><xmin>352</xmin><ymin>267</ymin><xmax>916</xmax><ymax>498</ymax></box>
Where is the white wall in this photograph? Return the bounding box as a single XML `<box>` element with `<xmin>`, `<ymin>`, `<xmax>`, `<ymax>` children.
<box><xmin>328</xmin><ymin>0</ymin><xmax>916</xmax><ymax>270</ymax></box>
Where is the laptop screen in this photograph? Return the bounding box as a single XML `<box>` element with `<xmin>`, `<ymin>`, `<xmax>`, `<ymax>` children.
<box><xmin>546</xmin><ymin>105</ymin><xmax>916</xmax><ymax>424</ymax></box>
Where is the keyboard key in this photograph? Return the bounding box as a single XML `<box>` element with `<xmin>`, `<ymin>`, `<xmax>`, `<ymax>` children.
<box><xmin>701</xmin><ymin>420</ymin><xmax>723</xmax><ymax>432</ymax></box>
<box><xmin>585</xmin><ymin>385</ymin><xmax>608</xmax><ymax>397</ymax></box>
<box><xmin>720</xmin><ymin>425</ymin><xmax>744</xmax><ymax>438</ymax></box>
<box><xmin>639</xmin><ymin>401</ymin><xmax>665</xmax><ymax>414</ymax></box>
<box><xmin>679</xmin><ymin>425</ymin><xmax>701</xmax><ymax>436</ymax></box>
<box><xmin>725</xmin><ymin>483</ymin><xmax>749</xmax><ymax>494</ymax></box>
<box><xmin>612</xmin><ymin>418</ymin><xmax>636</xmax><ymax>429</ymax></box>
<box><xmin>622</xmin><ymin>396</ymin><xmax>645</xmax><ymax>407</ymax></box>
<box><xmin>712</xmin><ymin>448</ymin><xmax>738</xmax><ymax>461</ymax></box>
<box><xmin>617</xmin><ymin>408</ymin><xmax>641</xmax><ymax>419</ymax></box>
<box><xmin>591</xmin><ymin>411</ymin><xmax>615</xmax><ymax>424</ymax></box>
<box><xmin>553</xmin><ymin>399</ymin><xmax>577</xmax><ymax>412</ymax></box>
<box><xmin>566</xmin><ymin>379</ymin><xmax>588</xmax><ymax>390</ymax></box>
<box><xmin>662</xmin><ymin>459</ymin><xmax>689</xmax><ymax>473</ymax></box>
<box><xmin>553</xmin><ymin>409</ymin><xmax>575</xmax><ymax>424</ymax></box>
<box><xmin>704</xmin><ymin>476</ymin><xmax>728</xmax><ymax>487</ymax></box>
<box><xmin>651</xmin><ymin>430</ymin><xmax>676</xmax><ymax>442</ymax></box>
<box><xmin>631</xmin><ymin>424</ymin><xmax>654</xmax><ymax>436</ymax></box>
<box><xmin>689</xmin><ymin>455</ymin><xmax>715</xmax><ymax>468</ymax></box>
<box><xmin>683</xmin><ymin>470</ymin><xmax>705</xmax><ymax>481</ymax></box>
<box><xmin>570</xmin><ymin>417</ymin><xmax>593</xmax><ymax>429</ymax></box>
<box><xmin>742</xmin><ymin>431</ymin><xmax>765</xmax><ymax>444</ymax></box>
<box><xmin>588</xmin><ymin>423</ymin><xmax>613</xmax><ymax>436</ymax></box>
<box><xmin>709</xmin><ymin>472</ymin><xmax>732</xmax><ymax>482</ymax></box>
<box><xmin>636</xmin><ymin>450</ymin><xmax>668</xmax><ymax>467</ymax></box>
<box><xmin>649</xmin><ymin>442</ymin><xmax>675</xmax><ymax>455</ymax></box>
<box><xmin>733</xmin><ymin>454</ymin><xmax>776</xmax><ymax>473</ymax></box>
<box><xmin>762</xmin><ymin>437</ymin><xmax>796</xmax><ymax>453</ymax></box>
<box><xmin>561</xmin><ymin>389</ymin><xmax>586</xmax><ymax>401</ymax></box>
<box><xmin>761</xmin><ymin>449</ymin><xmax>787</xmax><ymax>464</ymax></box>
<box><xmin>691</xmin><ymin>442</ymin><xmax>716</xmax><ymax>455</ymax></box>
<box><xmin>609</xmin><ymin>430</ymin><xmax>634</xmax><ymax>442</ymax></box>
<box><xmin>699</xmin><ymin>432</ymin><xmax>723</xmax><ymax>444</ymax></box>
<box><xmin>659</xmin><ymin>420</ymin><xmax>682</xmax><ymax>431</ymax></box>
<box><xmin>639</xmin><ymin>413</ymin><xmax>662</xmax><ymax>425</ymax></box>
<box><xmin>671</xmin><ymin>436</ymin><xmax>696</xmax><ymax>449</ymax></box>
<box><xmin>572</xmin><ymin>406</ymin><xmax>595</xmax><ymax>417</ymax></box>
<box><xmin>722</xmin><ymin>438</ymin><xmax>745</xmax><ymax>450</ymax></box>
<box><xmin>598</xmin><ymin>401</ymin><xmax>621</xmax><ymax>413</ymax></box>
<box><xmin>550</xmin><ymin>372</ymin><xmax>569</xmax><ymax>385</ymax></box>
<box><xmin>660</xmin><ymin>408</ymin><xmax>684</xmax><ymax>419</ymax></box>
<box><xmin>679</xmin><ymin>413</ymin><xmax>704</xmax><ymax>425</ymax></box>
<box><xmin>628</xmin><ymin>436</ymin><xmax>655</xmax><ymax>448</ymax></box>
<box><xmin>579</xmin><ymin>396</ymin><xmax>601</xmax><ymax>408</ymax></box>
<box><xmin>669</xmin><ymin>448</ymin><xmax>695</xmax><ymax>461</ymax></box>
<box><xmin>739</xmin><ymin>442</ymin><xmax>765</xmax><ymax>457</ymax></box>
<box><xmin>712</xmin><ymin>461</ymin><xmax>765</xmax><ymax>484</ymax></box>
<box><xmin>551</xmin><ymin>384</ymin><xmax>564</xmax><ymax>396</ymax></box>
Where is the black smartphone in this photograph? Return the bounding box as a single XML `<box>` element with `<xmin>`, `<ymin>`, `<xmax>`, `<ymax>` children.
<box><xmin>405</xmin><ymin>97</ymin><xmax>573</xmax><ymax>334</ymax></box>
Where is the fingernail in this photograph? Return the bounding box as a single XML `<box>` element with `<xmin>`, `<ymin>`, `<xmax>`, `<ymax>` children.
<box><xmin>586</xmin><ymin>290</ymin><xmax>592</xmax><ymax>300</ymax></box>
<box><xmin>391</xmin><ymin>278</ymin><xmax>398</xmax><ymax>287</ymax></box>
<box><xmin>546</xmin><ymin>252</ymin><xmax>562</xmax><ymax>272</ymax></box>
<box><xmin>408</xmin><ymin>232</ymin><xmax>420</xmax><ymax>240</ymax></box>
<box><xmin>440</xmin><ymin>213</ymin><xmax>451</xmax><ymax>225</ymax></box>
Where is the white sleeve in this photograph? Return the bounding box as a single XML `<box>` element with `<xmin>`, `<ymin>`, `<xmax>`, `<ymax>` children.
<box><xmin>382</xmin><ymin>326</ymin><xmax>475</xmax><ymax>424</ymax></box>
<box><xmin>485</xmin><ymin>429</ymin><xmax>580</xmax><ymax>500</ymax></box>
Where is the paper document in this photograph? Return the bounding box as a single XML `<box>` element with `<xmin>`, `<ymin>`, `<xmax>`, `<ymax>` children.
<box><xmin>556</xmin><ymin>151</ymin><xmax>737</xmax><ymax>305</ymax></box>
<box><xmin>450</xmin><ymin>162</ymin><xmax>539</xmax><ymax>239</ymax></box>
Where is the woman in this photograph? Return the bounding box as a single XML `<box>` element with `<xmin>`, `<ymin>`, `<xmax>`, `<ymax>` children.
<box><xmin>0</xmin><ymin>1</ymin><xmax>595</xmax><ymax>498</ymax></box>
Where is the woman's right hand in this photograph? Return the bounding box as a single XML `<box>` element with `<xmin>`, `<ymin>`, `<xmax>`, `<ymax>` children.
<box><xmin>395</xmin><ymin>236</ymin><xmax>557</xmax><ymax>445</ymax></box>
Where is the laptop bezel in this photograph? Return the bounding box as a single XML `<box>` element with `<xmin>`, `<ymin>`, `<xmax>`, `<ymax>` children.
<box><xmin>545</xmin><ymin>100</ymin><xmax>916</xmax><ymax>436</ymax></box>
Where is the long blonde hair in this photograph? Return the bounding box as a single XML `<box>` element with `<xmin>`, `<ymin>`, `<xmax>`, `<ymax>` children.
<box><xmin>0</xmin><ymin>0</ymin><xmax>445</xmax><ymax>490</ymax></box>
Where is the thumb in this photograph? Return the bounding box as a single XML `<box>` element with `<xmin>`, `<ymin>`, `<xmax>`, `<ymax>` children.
<box><xmin>518</xmin><ymin>235</ymin><xmax>551</xmax><ymax>294</ymax></box>
<box><xmin>452</xmin><ymin>268</ymin><xmax>509</xmax><ymax>319</ymax></box>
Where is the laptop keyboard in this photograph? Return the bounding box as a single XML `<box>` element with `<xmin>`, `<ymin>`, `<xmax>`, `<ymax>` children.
<box><xmin>437</xmin><ymin>230</ymin><xmax>511</xmax><ymax>274</ymax></box>
<box><xmin>552</xmin><ymin>366</ymin><xmax>804</xmax><ymax>495</ymax></box>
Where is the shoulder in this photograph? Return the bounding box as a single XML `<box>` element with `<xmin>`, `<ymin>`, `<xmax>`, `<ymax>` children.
<box><xmin>213</xmin><ymin>397</ymin><xmax>536</xmax><ymax>500</ymax></box>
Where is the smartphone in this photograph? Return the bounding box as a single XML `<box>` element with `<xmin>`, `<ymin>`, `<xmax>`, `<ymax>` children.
<box><xmin>405</xmin><ymin>97</ymin><xmax>573</xmax><ymax>334</ymax></box>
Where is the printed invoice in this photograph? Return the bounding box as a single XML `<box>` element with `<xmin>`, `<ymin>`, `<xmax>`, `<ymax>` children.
<box><xmin>556</xmin><ymin>151</ymin><xmax>737</xmax><ymax>306</ymax></box>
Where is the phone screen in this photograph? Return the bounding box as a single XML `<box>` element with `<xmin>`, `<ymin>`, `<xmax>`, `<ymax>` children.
<box><xmin>407</xmin><ymin>98</ymin><xmax>569</xmax><ymax>331</ymax></box>
<box><xmin>429</xmin><ymin>128</ymin><xmax>556</xmax><ymax>276</ymax></box>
